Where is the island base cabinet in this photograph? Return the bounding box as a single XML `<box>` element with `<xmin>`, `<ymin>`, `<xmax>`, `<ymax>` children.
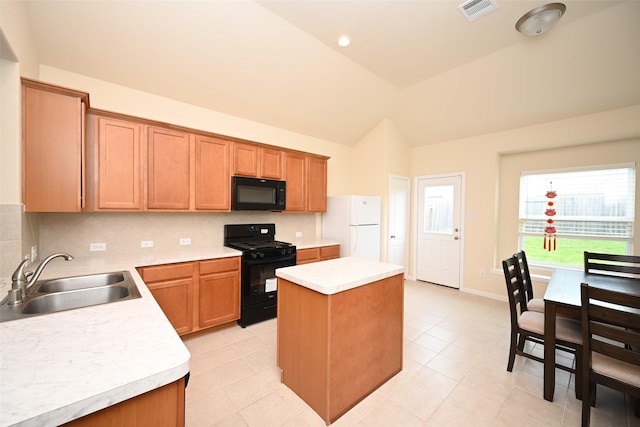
<box><xmin>63</xmin><ymin>377</ymin><xmax>185</xmax><ymax>427</ymax></box>
<box><xmin>277</xmin><ymin>274</ymin><xmax>404</xmax><ymax>425</ymax></box>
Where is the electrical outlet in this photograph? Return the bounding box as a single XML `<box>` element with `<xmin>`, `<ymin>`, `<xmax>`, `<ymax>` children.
<box><xmin>141</xmin><ymin>240</ymin><xmax>154</xmax><ymax>248</ymax></box>
<box><xmin>90</xmin><ymin>242</ymin><xmax>107</xmax><ymax>252</ymax></box>
<box><xmin>295</xmin><ymin>232</ymin><xmax>302</xmax><ymax>237</ymax></box>
<box><xmin>30</xmin><ymin>245</ymin><xmax>38</xmax><ymax>261</ymax></box>
<box><xmin>180</xmin><ymin>238</ymin><xmax>191</xmax><ymax>246</ymax></box>
<box><xmin>480</xmin><ymin>270</ymin><xmax>486</xmax><ymax>278</ymax></box>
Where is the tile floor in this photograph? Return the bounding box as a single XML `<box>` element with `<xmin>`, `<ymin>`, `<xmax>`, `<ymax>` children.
<box><xmin>183</xmin><ymin>279</ymin><xmax>639</xmax><ymax>426</ymax></box>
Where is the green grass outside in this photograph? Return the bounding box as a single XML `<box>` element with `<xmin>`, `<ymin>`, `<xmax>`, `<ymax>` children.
<box><xmin>523</xmin><ymin>236</ymin><xmax>626</xmax><ymax>267</ymax></box>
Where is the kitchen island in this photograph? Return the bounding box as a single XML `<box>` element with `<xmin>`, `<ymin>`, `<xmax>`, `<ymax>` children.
<box><xmin>276</xmin><ymin>257</ymin><xmax>404</xmax><ymax>425</ymax></box>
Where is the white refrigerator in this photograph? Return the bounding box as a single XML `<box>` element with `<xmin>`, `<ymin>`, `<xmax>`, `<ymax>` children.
<box><xmin>322</xmin><ymin>195</ymin><xmax>381</xmax><ymax>261</ymax></box>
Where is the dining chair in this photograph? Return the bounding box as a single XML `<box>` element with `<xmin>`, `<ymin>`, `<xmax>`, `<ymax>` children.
<box><xmin>584</xmin><ymin>252</ymin><xmax>640</xmax><ymax>277</ymax></box>
<box><xmin>579</xmin><ymin>283</ymin><xmax>640</xmax><ymax>426</ymax></box>
<box><xmin>513</xmin><ymin>250</ymin><xmax>544</xmax><ymax>313</ymax></box>
<box><xmin>502</xmin><ymin>256</ymin><xmax>583</xmax><ymax>398</ymax></box>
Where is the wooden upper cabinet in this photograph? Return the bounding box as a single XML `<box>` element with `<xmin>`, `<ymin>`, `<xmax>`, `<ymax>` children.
<box><xmin>86</xmin><ymin>115</ymin><xmax>143</xmax><ymax>210</ymax></box>
<box><xmin>261</xmin><ymin>148</ymin><xmax>284</xmax><ymax>179</ymax></box>
<box><xmin>284</xmin><ymin>152</ymin><xmax>307</xmax><ymax>212</ymax></box>
<box><xmin>195</xmin><ymin>135</ymin><xmax>230</xmax><ymax>211</ymax></box>
<box><xmin>233</xmin><ymin>143</ymin><xmax>259</xmax><ymax>177</ymax></box>
<box><xmin>285</xmin><ymin>153</ymin><xmax>328</xmax><ymax>212</ymax></box>
<box><xmin>307</xmin><ymin>156</ymin><xmax>327</xmax><ymax>212</ymax></box>
<box><xmin>22</xmin><ymin>79</ymin><xmax>88</xmax><ymax>212</ymax></box>
<box><xmin>233</xmin><ymin>142</ymin><xmax>283</xmax><ymax>179</ymax></box>
<box><xmin>147</xmin><ymin>126</ymin><xmax>191</xmax><ymax>210</ymax></box>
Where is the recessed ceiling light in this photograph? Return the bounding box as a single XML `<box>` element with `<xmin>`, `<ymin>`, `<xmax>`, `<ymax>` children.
<box><xmin>337</xmin><ymin>36</ymin><xmax>351</xmax><ymax>47</ymax></box>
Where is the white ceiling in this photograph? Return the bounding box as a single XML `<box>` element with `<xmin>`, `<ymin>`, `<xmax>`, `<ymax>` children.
<box><xmin>23</xmin><ymin>0</ymin><xmax>640</xmax><ymax>147</ymax></box>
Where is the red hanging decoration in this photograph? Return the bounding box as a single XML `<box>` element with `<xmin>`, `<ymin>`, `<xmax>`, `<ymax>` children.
<box><xmin>544</xmin><ymin>182</ymin><xmax>557</xmax><ymax>251</ymax></box>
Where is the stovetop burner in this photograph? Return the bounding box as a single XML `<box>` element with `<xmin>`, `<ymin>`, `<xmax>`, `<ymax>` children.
<box><xmin>223</xmin><ymin>224</ymin><xmax>296</xmax><ymax>258</ymax></box>
<box><xmin>227</xmin><ymin>240</ymin><xmax>291</xmax><ymax>249</ymax></box>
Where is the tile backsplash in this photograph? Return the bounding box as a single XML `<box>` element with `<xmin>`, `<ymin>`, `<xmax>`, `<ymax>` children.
<box><xmin>0</xmin><ymin>205</ymin><xmax>38</xmax><ymax>281</ymax></box>
<box><xmin>39</xmin><ymin>211</ymin><xmax>319</xmax><ymax>258</ymax></box>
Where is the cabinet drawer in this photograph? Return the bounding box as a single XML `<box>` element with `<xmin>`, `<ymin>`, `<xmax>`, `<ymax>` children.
<box><xmin>320</xmin><ymin>245</ymin><xmax>340</xmax><ymax>260</ymax></box>
<box><xmin>296</xmin><ymin>248</ymin><xmax>320</xmax><ymax>264</ymax></box>
<box><xmin>200</xmin><ymin>257</ymin><xmax>240</xmax><ymax>275</ymax></box>
<box><xmin>138</xmin><ymin>262</ymin><xmax>194</xmax><ymax>283</ymax></box>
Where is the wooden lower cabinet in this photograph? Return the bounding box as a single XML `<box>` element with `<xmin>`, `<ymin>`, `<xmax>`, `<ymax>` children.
<box><xmin>138</xmin><ymin>257</ymin><xmax>240</xmax><ymax>336</ymax></box>
<box><xmin>278</xmin><ymin>274</ymin><xmax>404</xmax><ymax>424</ymax></box>
<box><xmin>296</xmin><ymin>245</ymin><xmax>340</xmax><ymax>265</ymax></box>
<box><xmin>138</xmin><ymin>262</ymin><xmax>195</xmax><ymax>335</ymax></box>
<box><xmin>63</xmin><ymin>377</ymin><xmax>185</xmax><ymax>427</ymax></box>
<box><xmin>198</xmin><ymin>257</ymin><xmax>240</xmax><ymax>328</ymax></box>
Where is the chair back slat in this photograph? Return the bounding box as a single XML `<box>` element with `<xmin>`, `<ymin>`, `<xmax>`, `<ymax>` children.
<box><xmin>584</xmin><ymin>252</ymin><xmax>640</xmax><ymax>277</ymax></box>
<box><xmin>587</xmin><ymin>285</ymin><xmax>640</xmax><ymax>309</ymax></box>
<box><xmin>591</xmin><ymin>340</ymin><xmax>640</xmax><ymax>366</ymax></box>
<box><xmin>514</xmin><ymin>251</ymin><xmax>534</xmax><ymax>302</ymax></box>
<box><xmin>502</xmin><ymin>256</ymin><xmax>528</xmax><ymax>320</ymax></box>
<box><xmin>580</xmin><ymin>283</ymin><xmax>640</xmax><ymax>371</ymax></box>
<box><xmin>590</xmin><ymin>322</ymin><xmax>640</xmax><ymax>348</ymax></box>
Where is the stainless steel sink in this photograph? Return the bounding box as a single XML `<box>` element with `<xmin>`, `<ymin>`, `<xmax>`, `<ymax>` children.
<box><xmin>34</xmin><ymin>272</ymin><xmax>126</xmax><ymax>293</ymax></box>
<box><xmin>0</xmin><ymin>271</ymin><xmax>141</xmax><ymax>322</ymax></box>
<box><xmin>22</xmin><ymin>285</ymin><xmax>134</xmax><ymax>314</ymax></box>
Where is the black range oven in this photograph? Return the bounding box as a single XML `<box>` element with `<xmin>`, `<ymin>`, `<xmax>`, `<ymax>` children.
<box><xmin>224</xmin><ymin>223</ymin><xmax>296</xmax><ymax>328</ymax></box>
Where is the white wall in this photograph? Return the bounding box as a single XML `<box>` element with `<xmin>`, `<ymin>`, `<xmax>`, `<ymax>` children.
<box><xmin>411</xmin><ymin>105</ymin><xmax>640</xmax><ymax>298</ymax></box>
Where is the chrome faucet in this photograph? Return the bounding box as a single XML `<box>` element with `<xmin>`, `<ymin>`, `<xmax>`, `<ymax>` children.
<box><xmin>7</xmin><ymin>252</ymin><xmax>74</xmax><ymax>305</ymax></box>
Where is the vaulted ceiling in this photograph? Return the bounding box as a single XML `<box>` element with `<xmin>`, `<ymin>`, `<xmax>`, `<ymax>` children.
<box><xmin>22</xmin><ymin>0</ymin><xmax>640</xmax><ymax>146</ymax></box>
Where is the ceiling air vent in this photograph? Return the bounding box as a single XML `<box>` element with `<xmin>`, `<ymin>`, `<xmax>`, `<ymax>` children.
<box><xmin>458</xmin><ymin>0</ymin><xmax>498</xmax><ymax>22</ymax></box>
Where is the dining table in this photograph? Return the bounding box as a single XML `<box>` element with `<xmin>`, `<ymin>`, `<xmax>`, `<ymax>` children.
<box><xmin>543</xmin><ymin>268</ymin><xmax>640</xmax><ymax>401</ymax></box>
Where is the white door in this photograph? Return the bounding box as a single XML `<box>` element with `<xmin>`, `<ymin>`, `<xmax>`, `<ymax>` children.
<box><xmin>388</xmin><ymin>175</ymin><xmax>410</xmax><ymax>269</ymax></box>
<box><xmin>416</xmin><ymin>175</ymin><xmax>463</xmax><ymax>288</ymax></box>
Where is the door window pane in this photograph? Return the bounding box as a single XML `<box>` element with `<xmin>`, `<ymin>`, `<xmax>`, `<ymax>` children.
<box><xmin>424</xmin><ymin>185</ymin><xmax>453</xmax><ymax>234</ymax></box>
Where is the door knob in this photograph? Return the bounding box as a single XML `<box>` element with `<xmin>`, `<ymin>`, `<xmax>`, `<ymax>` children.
<box><xmin>390</xmin><ymin>235</ymin><xmax>396</xmax><ymax>239</ymax></box>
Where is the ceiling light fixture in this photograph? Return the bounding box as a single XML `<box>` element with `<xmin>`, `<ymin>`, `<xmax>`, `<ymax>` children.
<box><xmin>337</xmin><ymin>35</ymin><xmax>351</xmax><ymax>47</ymax></box>
<box><xmin>516</xmin><ymin>3</ymin><xmax>566</xmax><ymax>36</ymax></box>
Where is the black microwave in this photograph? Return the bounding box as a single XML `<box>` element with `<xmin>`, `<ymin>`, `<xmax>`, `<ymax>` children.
<box><xmin>231</xmin><ymin>176</ymin><xmax>286</xmax><ymax>211</ymax></box>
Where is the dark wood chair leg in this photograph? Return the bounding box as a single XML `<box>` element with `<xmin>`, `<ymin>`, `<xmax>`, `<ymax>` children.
<box><xmin>574</xmin><ymin>349</ymin><xmax>583</xmax><ymax>400</ymax></box>
<box><xmin>635</xmin><ymin>398</ymin><xmax>639</xmax><ymax>418</ymax></box>
<box><xmin>507</xmin><ymin>331</ymin><xmax>517</xmax><ymax>372</ymax></box>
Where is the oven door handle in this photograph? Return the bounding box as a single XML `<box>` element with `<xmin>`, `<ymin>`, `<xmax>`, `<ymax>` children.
<box><xmin>243</xmin><ymin>254</ymin><xmax>296</xmax><ymax>266</ymax></box>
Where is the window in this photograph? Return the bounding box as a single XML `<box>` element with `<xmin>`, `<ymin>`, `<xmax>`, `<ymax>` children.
<box><xmin>519</xmin><ymin>164</ymin><xmax>635</xmax><ymax>267</ymax></box>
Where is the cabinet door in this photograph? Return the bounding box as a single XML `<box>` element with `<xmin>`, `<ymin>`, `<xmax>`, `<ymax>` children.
<box><xmin>233</xmin><ymin>143</ymin><xmax>259</xmax><ymax>177</ymax></box>
<box><xmin>64</xmin><ymin>378</ymin><xmax>185</xmax><ymax>427</ymax></box>
<box><xmin>199</xmin><ymin>270</ymin><xmax>240</xmax><ymax>328</ymax></box>
<box><xmin>23</xmin><ymin>84</ymin><xmax>85</xmax><ymax>212</ymax></box>
<box><xmin>147</xmin><ymin>278</ymin><xmax>194</xmax><ymax>335</ymax></box>
<box><xmin>96</xmin><ymin>117</ymin><xmax>142</xmax><ymax>210</ymax></box>
<box><xmin>320</xmin><ymin>245</ymin><xmax>340</xmax><ymax>261</ymax></box>
<box><xmin>195</xmin><ymin>135</ymin><xmax>230</xmax><ymax>210</ymax></box>
<box><xmin>284</xmin><ymin>152</ymin><xmax>306</xmax><ymax>212</ymax></box>
<box><xmin>261</xmin><ymin>148</ymin><xmax>283</xmax><ymax>179</ymax></box>
<box><xmin>147</xmin><ymin>127</ymin><xmax>191</xmax><ymax>210</ymax></box>
<box><xmin>307</xmin><ymin>157</ymin><xmax>327</xmax><ymax>212</ymax></box>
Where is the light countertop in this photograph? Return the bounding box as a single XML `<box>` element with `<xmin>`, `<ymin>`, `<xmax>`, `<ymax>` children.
<box><xmin>1</xmin><ymin>240</ymin><xmax>340</xmax><ymax>426</ymax></box>
<box><xmin>0</xmin><ymin>247</ymin><xmax>242</xmax><ymax>427</ymax></box>
<box><xmin>291</xmin><ymin>238</ymin><xmax>340</xmax><ymax>250</ymax></box>
<box><xmin>276</xmin><ymin>257</ymin><xmax>404</xmax><ymax>295</ymax></box>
